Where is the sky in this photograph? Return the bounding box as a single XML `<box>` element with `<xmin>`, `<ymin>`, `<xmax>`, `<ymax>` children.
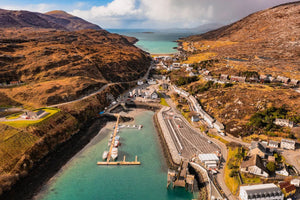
<box><xmin>0</xmin><ymin>0</ymin><xmax>298</xmax><ymax>28</ymax></box>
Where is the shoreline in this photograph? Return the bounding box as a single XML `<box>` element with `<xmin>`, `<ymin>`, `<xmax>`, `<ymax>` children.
<box><xmin>1</xmin><ymin>105</ymin><xmax>179</xmax><ymax>200</ymax></box>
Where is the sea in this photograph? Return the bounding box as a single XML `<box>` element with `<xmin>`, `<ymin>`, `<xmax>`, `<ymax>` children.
<box><xmin>108</xmin><ymin>29</ymin><xmax>196</xmax><ymax>54</ymax></box>
<box><xmin>35</xmin><ymin>111</ymin><xmax>196</xmax><ymax>200</ymax></box>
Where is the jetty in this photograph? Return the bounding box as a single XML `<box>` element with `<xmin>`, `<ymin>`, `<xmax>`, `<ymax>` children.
<box><xmin>97</xmin><ymin>114</ymin><xmax>141</xmax><ymax>166</ymax></box>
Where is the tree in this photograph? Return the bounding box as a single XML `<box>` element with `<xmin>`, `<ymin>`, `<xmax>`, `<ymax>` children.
<box><xmin>266</xmin><ymin>162</ymin><xmax>276</xmax><ymax>173</ymax></box>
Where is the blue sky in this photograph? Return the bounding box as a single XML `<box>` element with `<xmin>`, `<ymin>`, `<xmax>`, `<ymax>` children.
<box><xmin>1</xmin><ymin>0</ymin><xmax>298</xmax><ymax>28</ymax></box>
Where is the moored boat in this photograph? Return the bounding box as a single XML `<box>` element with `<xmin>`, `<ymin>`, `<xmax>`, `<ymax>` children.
<box><xmin>114</xmin><ymin>140</ymin><xmax>120</xmax><ymax>147</ymax></box>
<box><xmin>111</xmin><ymin>147</ymin><xmax>118</xmax><ymax>160</ymax></box>
<box><xmin>102</xmin><ymin>151</ymin><xmax>108</xmax><ymax>160</ymax></box>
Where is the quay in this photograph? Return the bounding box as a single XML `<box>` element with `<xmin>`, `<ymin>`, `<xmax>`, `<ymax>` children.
<box><xmin>97</xmin><ymin>114</ymin><xmax>141</xmax><ymax>166</ymax></box>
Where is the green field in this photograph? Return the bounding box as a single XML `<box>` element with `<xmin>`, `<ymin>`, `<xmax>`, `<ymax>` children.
<box><xmin>2</xmin><ymin>108</ymin><xmax>60</xmax><ymax>128</ymax></box>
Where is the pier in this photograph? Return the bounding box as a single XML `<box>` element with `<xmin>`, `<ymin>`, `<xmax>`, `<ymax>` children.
<box><xmin>97</xmin><ymin>114</ymin><xmax>141</xmax><ymax>166</ymax></box>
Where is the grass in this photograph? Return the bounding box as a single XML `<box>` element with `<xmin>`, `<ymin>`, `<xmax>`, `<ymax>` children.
<box><xmin>241</xmin><ymin>173</ymin><xmax>262</xmax><ymax>185</ymax></box>
<box><xmin>224</xmin><ymin>147</ymin><xmax>243</xmax><ymax>195</ymax></box>
<box><xmin>0</xmin><ymin>124</ymin><xmax>39</xmax><ymax>173</ymax></box>
<box><xmin>207</xmin><ymin>133</ymin><xmax>229</xmax><ymax>144</ymax></box>
<box><xmin>157</xmin><ymin>92</ymin><xmax>169</xmax><ymax>107</ymax></box>
<box><xmin>1</xmin><ymin>108</ymin><xmax>60</xmax><ymax>128</ymax></box>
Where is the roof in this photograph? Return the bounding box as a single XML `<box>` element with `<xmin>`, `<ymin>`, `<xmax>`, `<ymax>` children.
<box><xmin>240</xmin><ymin>183</ymin><xmax>283</xmax><ymax>198</ymax></box>
<box><xmin>198</xmin><ymin>153</ymin><xmax>219</xmax><ymax>162</ymax></box>
<box><xmin>250</xmin><ymin>141</ymin><xmax>271</xmax><ymax>154</ymax></box>
<box><xmin>269</xmin><ymin>140</ymin><xmax>279</xmax><ymax>146</ymax></box>
<box><xmin>241</xmin><ymin>154</ymin><xmax>267</xmax><ymax>172</ymax></box>
<box><xmin>281</xmin><ymin>139</ymin><xmax>295</xmax><ymax>145</ymax></box>
<box><xmin>279</xmin><ymin>181</ymin><xmax>296</xmax><ymax>193</ymax></box>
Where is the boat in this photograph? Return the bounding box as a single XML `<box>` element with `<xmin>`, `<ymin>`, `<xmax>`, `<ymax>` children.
<box><xmin>109</xmin><ymin>138</ymin><xmax>112</xmax><ymax>142</ymax></box>
<box><xmin>115</xmin><ymin>136</ymin><xmax>120</xmax><ymax>141</ymax></box>
<box><xmin>111</xmin><ymin>147</ymin><xmax>118</xmax><ymax>160</ymax></box>
<box><xmin>108</xmin><ymin>142</ymin><xmax>111</xmax><ymax>146</ymax></box>
<box><xmin>102</xmin><ymin>151</ymin><xmax>108</xmax><ymax>160</ymax></box>
<box><xmin>114</xmin><ymin>140</ymin><xmax>120</xmax><ymax>147</ymax></box>
<box><xmin>138</xmin><ymin>125</ymin><xmax>143</xmax><ymax>130</ymax></box>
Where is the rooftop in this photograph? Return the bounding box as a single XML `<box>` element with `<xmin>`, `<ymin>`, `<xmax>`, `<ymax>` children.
<box><xmin>240</xmin><ymin>183</ymin><xmax>283</xmax><ymax>198</ymax></box>
<box><xmin>198</xmin><ymin>153</ymin><xmax>219</xmax><ymax>162</ymax></box>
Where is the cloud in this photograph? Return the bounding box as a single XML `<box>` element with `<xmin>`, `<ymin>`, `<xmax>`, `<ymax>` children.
<box><xmin>2</xmin><ymin>0</ymin><xmax>298</xmax><ymax>28</ymax></box>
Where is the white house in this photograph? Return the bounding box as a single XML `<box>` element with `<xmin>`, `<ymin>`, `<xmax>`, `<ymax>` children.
<box><xmin>147</xmin><ymin>79</ymin><xmax>157</xmax><ymax>85</ymax></box>
<box><xmin>281</xmin><ymin>139</ymin><xmax>296</xmax><ymax>150</ymax></box>
<box><xmin>239</xmin><ymin>183</ymin><xmax>284</xmax><ymax>200</ymax></box>
<box><xmin>213</xmin><ymin>120</ymin><xmax>224</xmax><ymax>132</ymax></box>
<box><xmin>268</xmin><ymin>140</ymin><xmax>280</xmax><ymax>148</ymax></box>
<box><xmin>291</xmin><ymin>179</ymin><xmax>300</xmax><ymax>187</ymax></box>
<box><xmin>185</xmin><ymin>66</ymin><xmax>193</xmax><ymax>72</ymax></box>
<box><xmin>240</xmin><ymin>155</ymin><xmax>269</xmax><ymax>178</ymax></box>
<box><xmin>198</xmin><ymin>153</ymin><xmax>219</xmax><ymax>169</ymax></box>
<box><xmin>274</xmin><ymin>118</ymin><xmax>294</xmax><ymax>128</ymax></box>
<box><xmin>203</xmin><ymin>113</ymin><xmax>215</xmax><ymax>128</ymax></box>
<box><xmin>150</xmin><ymin>91</ymin><xmax>159</xmax><ymax>99</ymax></box>
<box><xmin>137</xmin><ymin>80</ymin><xmax>144</xmax><ymax>85</ymax></box>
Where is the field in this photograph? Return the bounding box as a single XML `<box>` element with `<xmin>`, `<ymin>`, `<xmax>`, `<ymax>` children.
<box><xmin>0</xmin><ymin>125</ymin><xmax>39</xmax><ymax>173</ymax></box>
<box><xmin>1</xmin><ymin>108</ymin><xmax>60</xmax><ymax>128</ymax></box>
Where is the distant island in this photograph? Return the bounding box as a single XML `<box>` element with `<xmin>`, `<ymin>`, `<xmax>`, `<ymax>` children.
<box><xmin>141</xmin><ymin>31</ymin><xmax>154</xmax><ymax>34</ymax></box>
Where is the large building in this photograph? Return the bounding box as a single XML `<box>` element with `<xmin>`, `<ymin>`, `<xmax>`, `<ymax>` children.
<box><xmin>239</xmin><ymin>183</ymin><xmax>284</xmax><ymax>200</ymax></box>
<box><xmin>281</xmin><ymin>139</ymin><xmax>296</xmax><ymax>150</ymax></box>
<box><xmin>198</xmin><ymin>153</ymin><xmax>219</xmax><ymax>169</ymax></box>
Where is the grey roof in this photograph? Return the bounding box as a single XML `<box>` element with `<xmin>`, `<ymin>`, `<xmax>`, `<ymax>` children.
<box><xmin>269</xmin><ymin>140</ymin><xmax>279</xmax><ymax>146</ymax></box>
<box><xmin>281</xmin><ymin>138</ymin><xmax>296</xmax><ymax>145</ymax></box>
<box><xmin>240</xmin><ymin>183</ymin><xmax>283</xmax><ymax>199</ymax></box>
<box><xmin>241</xmin><ymin>154</ymin><xmax>268</xmax><ymax>173</ymax></box>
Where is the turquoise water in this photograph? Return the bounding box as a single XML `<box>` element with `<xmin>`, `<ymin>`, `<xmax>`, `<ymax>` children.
<box><xmin>36</xmin><ymin>111</ymin><xmax>195</xmax><ymax>200</ymax></box>
<box><xmin>109</xmin><ymin>29</ymin><xmax>194</xmax><ymax>54</ymax></box>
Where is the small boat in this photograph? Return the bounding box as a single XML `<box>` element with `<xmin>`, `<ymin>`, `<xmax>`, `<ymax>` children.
<box><xmin>115</xmin><ymin>136</ymin><xmax>120</xmax><ymax>141</ymax></box>
<box><xmin>102</xmin><ymin>151</ymin><xmax>108</xmax><ymax>160</ymax></box>
<box><xmin>138</xmin><ymin>125</ymin><xmax>143</xmax><ymax>130</ymax></box>
<box><xmin>108</xmin><ymin>142</ymin><xmax>111</xmax><ymax>146</ymax></box>
<box><xmin>111</xmin><ymin>147</ymin><xmax>118</xmax><ymax>160</ymax></box>
<box><xmin>114</xmin><ymin>140</ymin><xmax>120</xmax><ymax>147</ymax></box>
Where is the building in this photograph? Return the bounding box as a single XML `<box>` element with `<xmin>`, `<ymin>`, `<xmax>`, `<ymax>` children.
<box><xmin>203</xmin><ymin>70</ymin><xmax>211</xmax><ymax>76</ymax></box>
<box><xmin>230</xmin><ymin>75</ymin><xmax>246</xmax><ymax>83</ymax></box>
<box><xmin>20</xmin><ymin>110</ymin><xmax>48</xmax><ymax>120</ymax></box>
<box><xmin>213</xmin><ymin>120</ymin><xmax>224</xmax><ymax>132</ymax></box>
<box><xmin>240</xmin><ymin>154</ymin><xmax>269</xmax><ymax>178</ymax></box>
<box><xmin>290</xmin><ymin>79</ymin><xmax>299</xmax><ymax>87</ymax></box>
<box><xmin>137</xmin><ymin>80</ymin><xmax>144</xmax><ymax>85</ymax></box>
<box><xmin>249</xmin><ymin>77</ymin><xmax>259</xmax><ymax>83</ymax></box>
<box><xmin>239</xmin><ymin>183</ymin><xmax>284</xmax><ymax>200</ymax></box>
<box><xmin>279</xmin><ymin>181</ymin><xmax>296</xmax><ymax>197</ymax></box>
<box><xmin>268</xmin><ymin>140</ymin><xmax>280</xmax><ymax>148</ymax></box>
<box><xmin>281</xmin><ymin>139</ymin><xmax>296</xmax><ymax>150</ymax></box>
<box><xmin>147</xmin><ymin>79</ymin><xmax>157</xmax><ymax>85</ymax></box>
<box><xmin>185</xmin><ymin>66</ymin><xmax>193</xmax><ymax>72</ymax></box>
<box><xmin>189</xmin><ymin>72</ymin><xmax>196</xmax><ymax>77</ymax></box>
<box><xmin>191</xmin><ymin>115</ymin><xmax>200</xmax><ymax>122</ymax></box>
<box><xmin>150</xmin><ymin>91</ymin><xmax>159</xmax><ymax>99</ymax></box>
<box><xmin>249</xmin><ymin>141</ymin><xmax>272</xmax><ymax>158</ymax></box>
<box><xmin>277</xmin><ymin>76</ymin><xmax>290</xmax><ymax>84</ymax></box>
<box><xmin>202</xmin><ymin>113</ymin><xmax>215</xmax><ymax>128</ymax></box>
<box><xmin>198</xmin><ymin>153</ymin><xmax>219</xmax><ymax>169</ymax></box>
<box><xmin>290</xmin><ymin>179</ymin><xmax>300</xmax><ymax>187</ymax></box>
<box><xmin>274</xmin><ymin>118</ymin><xmax>294</xmax><ymax>128</ymax></box>
<box><xmin>220</xmin><ymin>74</ymin><xmax>229</xmax><ymax>80</ymax></box>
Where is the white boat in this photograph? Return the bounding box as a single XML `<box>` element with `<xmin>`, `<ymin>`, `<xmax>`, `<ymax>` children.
<box><xmin>111</xmin><ymin>147</ymin><xmax>118</xmax><ymax>160</ymax></box>
<box><xmin>114</xmin><ymin>140</ymin><xmax>120</xmax><ymax>147</ymax></box>
<box><xmin>138</xmin><ymin>125</ymin><xmax>143</xmax><ymax>130</ymax></box>
<box><xmin>102</xmin><ymin>151</ymin><xmax>108</xmax><ymax>160</ymax></box>
<box><xmin>115</xmin><ymin>136</ymin><xmax>120</xmax><ymax>141</ymax></box>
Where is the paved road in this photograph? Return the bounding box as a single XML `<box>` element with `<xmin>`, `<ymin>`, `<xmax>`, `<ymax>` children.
<box><xmin>48</xmin><ymin>63</ymin><xmax>153</xmax><ymax>108</ymax></box>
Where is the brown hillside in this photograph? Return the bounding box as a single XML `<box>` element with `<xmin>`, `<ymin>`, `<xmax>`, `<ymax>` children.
<box><xmin>0</xmin><ymin>28</ymin><xmax>151</xmax><ymax>107</ymax></box>
<box><xmin>182</xmin><ymin>1</ymin><xmax>300</xmax><ymax>79</ymax></box>
<box><xmin>0</xmin><ymin>9</ymin><xmax>101</xmax><ymax>31</ymax></box>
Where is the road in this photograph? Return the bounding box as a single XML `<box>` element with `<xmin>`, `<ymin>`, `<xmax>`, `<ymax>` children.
<box><xmin>48</xmin><ymin>63</ymin><xmax>153</xmax><ymax>108</ymax></box>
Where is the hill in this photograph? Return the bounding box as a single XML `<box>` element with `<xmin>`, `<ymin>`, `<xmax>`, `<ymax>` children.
<box><xmin>175</xmin><ymin>2</ymin><xmax>300</xmax><ymax>137</ymax></box>
<box><xmin>181</xmin><ymin>1</ymin><xmax>300</xmax><ymax>79</ymax></box>
<box><xmin>0</xmin><ymin>9</ymin><xmax>101</xmax><ymax>31</ymax></box>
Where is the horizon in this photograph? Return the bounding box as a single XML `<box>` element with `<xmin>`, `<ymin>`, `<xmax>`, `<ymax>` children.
<box><xmin>1</xmin><ymin>0</ymin><xmax>298</xmax><ymax>29</ymax></box>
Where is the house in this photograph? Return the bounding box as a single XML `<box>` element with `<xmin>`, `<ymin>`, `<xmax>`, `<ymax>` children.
<box><xmin>276</xmin><ymin>166</ymin><xmax>289</xmax><ymax>176</ymax></box>
<box><xmin>185</xmin><ymin>66</ymin><xmax>193</xmax><ymax>72</ymax></box>
<box><xmin>277</xmin><ymin>76</ymin><xmax>290</xmax><ymax>84</ymax></box>
<box><xmin>240</xmin><ymin>154</ymin><xmax>269</xmax><ymax>177</ymax></box>
<box><xmin>213</xmin><ymin>120</ymin><xmax>224</xmax><ymax>132</ymax></box>
<box><xmin>150</xmin><ymin>91</ymin><xmax>159</xmax><ymax>99</ymax></box>
<box><xmin>198</xmin><ymin>153</ymin><xmax>219</xmax><ymax>169</ymax></box>
<box><xmin>239</xmin><ymin>183</ymin><xmax>284</xmax><ymax>200</ymax></box>
<box><xmin>189</xmin><ymin>72</ymin><xmax>196</xmax><ymax>77</ymax></box>
<box><xmin>20</xmin><ymin>110</ymin><xmax>48</xmax><ymax>120</ymax></box>
<box><xmin>137</xmin><ymin>80</ymin><xmax>144</xmax><ymax>85</ymax></box>
<box><xmin>249</xmin><ymin>77</ymin><xmax>259</xmax><ymax>83</ymax></box>
<box><xmin>290</xmin><ymin>179</ymin><xmax>300</xmax><ymax>187</ymax></box>
<box><xmin>279</xmin><ymin>181</ymin><xmax>296</xmax><ymax>197</ymax></box>
<box><xmin>249</xmin><ymin>141</ymin><xmax>273</xmax><ymax>158</ymax></box>
<box><xmin>220</xmin><ymin>74</ymin><xmax>229</xmax><ymax>80</ymax></box>
<box><xmin>191</xmin><ymin>115</ymin><xmax>200</xmax><ymax>122</ymax></box>
<box><xmin>274</xmin><ymin>118</ymin><xmax>294</xmax><ymax>128</ymax></box>
<box><xmin>290</xmin><ymin>79</ymin><xmax>299</xmax><ymax>87</ymax></box>
<box><xmin>202</xmin><ymin>113</ymin><xmax>215</xmax><ymax>128</ymax></box>
<box><xmin>268</xmin><ymin>140</ymin><xmax>280</xmax><ymax>148</ymax></box>
<box><xmin>281</xmin><ymin>139</ymin><xmax>296</xmax><ymax>150</ymax></box>
<box><xmin>162</xmin><ymin>83</ymin><xmax>169</xmax><ymax>90</ymax></box>
<box><xmin>259</xmin><ymin>74</ymin><xmax>271</xmax><ymax>83</ymax></box>
<box><xmin>230</xmin><ymin>75</ymin><xmax>246</xmax><ymax>83</ymax></box>
<box><xmin>147</xmin><ymin>79</ymin><xmax>157</xmax><ymax>85</ymax></box>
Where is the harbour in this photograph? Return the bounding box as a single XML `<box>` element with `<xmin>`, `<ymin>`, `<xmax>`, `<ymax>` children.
<box><xmin>35</xmin><ymin>110</ymin><xmax>196</xmax><ymax>200</ymax></box>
